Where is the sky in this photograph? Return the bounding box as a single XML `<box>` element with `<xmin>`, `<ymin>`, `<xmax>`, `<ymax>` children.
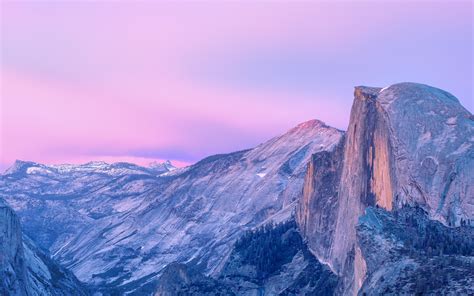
<box><xmin>1</xmin><ymin>1</ymin><xmax>473</xmax><ymax>171</ymax></box>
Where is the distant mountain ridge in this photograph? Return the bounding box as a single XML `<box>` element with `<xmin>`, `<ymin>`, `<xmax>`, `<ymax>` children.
<box><xmin>5</xmin><ymin>159</ymin><xmax>176</xmax><ymax>176</ymax></box>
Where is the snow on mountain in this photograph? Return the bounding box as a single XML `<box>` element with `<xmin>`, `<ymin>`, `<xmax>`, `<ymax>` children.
<box><xmin>148</xmin><ymin>160</ymin><xmax>176</xmax><ymax>174</ymax></box>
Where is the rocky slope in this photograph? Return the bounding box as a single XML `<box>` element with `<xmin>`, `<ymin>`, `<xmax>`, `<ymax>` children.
<box><xmin>0</xmin><ymin>199</ymin><xmax>87</xmax><ymax>295</ymax></box>
<box><xmin>296</xmin><ymin>82</ymin><xmax>473</xmax><ymax>294</ymax></box>
<box><xmin>1</xmin><ymin>120</ymin><xmax>343</xmax><ymax>294</ymax></box>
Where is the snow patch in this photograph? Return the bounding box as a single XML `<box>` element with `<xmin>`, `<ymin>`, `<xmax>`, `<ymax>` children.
<box><xmin>26</xmin><ymin>167</ymin><xmax>51</xmax><ymax>174</ymax></box>
<box><xmin>256</xmin><ymin>173</ymin><xmax>267</xmax><ymax>178</ymax></box>
<box><xmin>160</xmin><ymin>166</ymin><xmax>189</xmax><ymax>177</ymax></box>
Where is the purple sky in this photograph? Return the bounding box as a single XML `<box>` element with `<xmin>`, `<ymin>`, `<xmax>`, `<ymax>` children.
<box><xmin>1</xmin><ymin>1</ymin><xmax>472</xmax><ymax>170</ymax></box>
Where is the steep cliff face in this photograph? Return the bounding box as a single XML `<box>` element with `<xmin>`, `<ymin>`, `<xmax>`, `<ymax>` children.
<box><xmin>296</xmin><ymin>135</ymin><xmax>345</xmax><ymax>265</ymax></box>
<box><xmin>297</xmin><ymin>82</ymin><xmax>473</xmax><ymax>294</ymax></box>
<box><xmin>0</xmin><ymin>200</ymin><xmax>88</xmax><ymax>295</ymax></box>
<box><xmin>297</xmin><ymin>86</ymin><xmax>397</xmax><ymax>293</ymax></box>
<box><xmin>330</xmin><ymin>86</ymin><xmax>397</xmax><ymax>294</ymax></box>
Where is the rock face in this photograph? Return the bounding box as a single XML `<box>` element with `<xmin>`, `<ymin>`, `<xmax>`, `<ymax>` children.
<box><xmin>0</xmin><ymin>200</ymin><xmax>87</xmax><ymax>295</ymax></box>
<box><xmin>296</xmin><ymin>135</ymin><xmax>345</xmax><ymax>266</ymax></box>
<box><xmin>296</xmin><ymin>82</ymin><xmax>474</xmax><ymax>294</ymax></box>
<box><xmin>0</xmin><ymin>120</ymin><xmax>343</xmax><ymax>294</ymax></box>
<box><xmin>375</xmin><ymin>83</ymin><xmax>473</xmax><ymax>225</ymax></box>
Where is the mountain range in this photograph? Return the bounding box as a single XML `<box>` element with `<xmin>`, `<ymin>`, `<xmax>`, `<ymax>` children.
<box><xmin>1</xmin><ymin>82</ymin><xmax>472</xmax><ymax>295</ymax></box>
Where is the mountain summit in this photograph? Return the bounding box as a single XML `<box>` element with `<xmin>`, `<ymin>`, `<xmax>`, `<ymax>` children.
<box><xmin>148</xmin><ymin>160</ymin><xmax>176</xmax><ymax>173</ymax></box>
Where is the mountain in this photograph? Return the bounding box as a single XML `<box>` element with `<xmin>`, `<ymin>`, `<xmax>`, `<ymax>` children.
<box><xmin>0</xmin><ymin>119</ymin><xmax>343</xmax><ymax>294</ymax></box>
<box><xmin>0</xmin><ymin>199</ymin><xmax>87</xmax><ymax>295</ymax></box>
<box><xmin>148</xmin><ymin>160</ymin><xmax>177</xmax><ymax>174</ymax></box>
<box><xmin>296</xmin><ymin>82</ymin><xmax>473</xmax><ymax>294</ymax></box>
<box><xmin>1</xmin><ymin>82</ymin><xmax>472</xmax><ymax>295</ymax></box>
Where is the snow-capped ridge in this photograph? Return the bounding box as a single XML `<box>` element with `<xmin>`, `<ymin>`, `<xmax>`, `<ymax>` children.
<box><xmin>4</xmin><ymin>160</ymin><xmax>40</xmax><ymax>175</ymax></box>
<box><xmin>148</xmin><ymin>160</ymin><xmax>176</xmax><ymax>172</ymax></box>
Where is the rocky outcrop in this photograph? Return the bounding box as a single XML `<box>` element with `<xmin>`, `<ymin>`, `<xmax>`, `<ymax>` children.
<box><xmin>0</xmin><ymin>200</ymin><xmax>87</xmax><ymax>295</ymax></box>
<box><xmin>297</xmin><ymin>82</ymin><xmax>473</xmax><ymax>294</ymax></box>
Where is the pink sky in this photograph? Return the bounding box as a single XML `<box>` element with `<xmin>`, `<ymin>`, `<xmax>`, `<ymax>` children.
<box><xmin>1</xmin><ymin>1</ymin><xmax>472</xmax><ymax>170</ymax></box>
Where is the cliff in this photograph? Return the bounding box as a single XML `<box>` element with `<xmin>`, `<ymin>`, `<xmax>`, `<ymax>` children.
<box><xmin>297</xmin><ymin>82</ymin><xmax>474</xmax><ymax>294</ymax></box>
